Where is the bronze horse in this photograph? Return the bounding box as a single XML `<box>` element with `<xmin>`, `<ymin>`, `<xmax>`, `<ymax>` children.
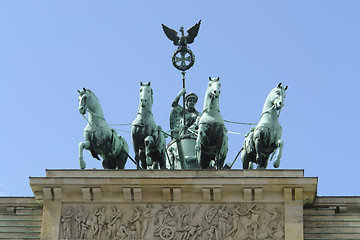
<box><xmin>241</xmin><ymin>83</ymin><xmax>288</xmax><ymax>169</ymax></box>
<box><xmin>131</xmin><ymin>82</ymin><xmax>167</xmax><ymax>169</ymax></box>
<box><xmin>78</xmin><ymin>88</ymin><xmax>128</xmax><ymax>169</ymax></box>
<box><xmin>195</xmin><ymin>77</ymin><xmax>228</xmax><ymax>169</ymax></box>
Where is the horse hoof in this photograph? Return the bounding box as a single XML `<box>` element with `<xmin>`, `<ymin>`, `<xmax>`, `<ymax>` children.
<box><xmin>146</xmin><ymin>157</ymin><xmax>153</xmax><ymax>166</ymax></box>
<box><xmin>80</xmin><ymin>160</ymin><xmax>86</xmax><ymax>170</ymax></box>
<box><xmin>208</xmin><ymin>160</ymin><xmax>216</xmax><ymax>169</ymax></box>
<box><xmin>273</xmin><ymin>160</ymin><xmax>280</xmax><ymax>168</ymax></box>
<box><xmin>249</xmin><ymin>163</ymin><xmax>254</xmax><ymax>169</ymax></box>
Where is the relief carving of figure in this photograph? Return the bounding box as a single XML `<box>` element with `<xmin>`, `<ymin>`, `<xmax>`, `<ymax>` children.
<box><xmin>74</xmin><ymin>207</ymin><xmax>89</xmax><ymax>239</ymax></box>
<box><xmin>154</xmin><ymin>205</ymin><xmax>176</xmax><ymax>232</ymax></box>
<box><xmin>141</xmin><ymin>204</ymin><xmax>153</xmax><ymax>238</ymax></box>
<box><xmin>180</xmin><ymin>224</ymin><xmax>202</xmax><ymax>240</ymax></box>
<box><xmin>79</xmin><ymin>211</ymin><xmax>90</xmax><ymax>239</ymax></box>
<box><xmin>89</xmin><ymin>213</ymin><xmax>99</xmax><ymax>239</ymax></box>
<box><xmin>96</xmin><ymin>207</ymin><xmax>107</xmax><ymax>239</ymax></box>
<box><xmin>265</xmin><ymin>207</ymin><xmax>284</xmax><ymax>239</ymax></box>
<box><xmin>177</xmin><ymin>205</ymin><xmax>190</xmax><ymax>229</ymax></box>
<box><xmin>114</xmin><ymin>224</ymin><xmax>130</xmax><ymax>240</ymax></box>
<box><xmin>205</xmin><ymin>205</ymin><xmax>218</xmax><ymax>225</ymax></box>
<box><xmin>59</xmin><ymin>203</ymin><xmax>283</xmax><ymax>240</ymax></box>
<box><xmin>107</xmin><ymin>206</ymin><xmax>122</xmax><ymax>239</ymax></box>
<box><xmin>227</xmin><ymin>211</ymin><xmax>241</xmax><ymax>239</ymax></box>
<box><xmin>129</xmin><ymin>206</ymin><xmax>142</xmax><ymax>239</ymax></box>
<box><xmin>217</xmin><ymin>206</ymin><xmax>229</xmax><ymax>239</ymax></box>
<box><xmin>61</xmin><ymin>207</ymin><xmax>73</xmax><ymax>239</ymax></box>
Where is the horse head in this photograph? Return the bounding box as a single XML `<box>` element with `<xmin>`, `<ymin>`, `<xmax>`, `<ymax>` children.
<box><xmin>207</xmin><ymin>77</ymin><xmax>221</xmax><ymax>99</ymax></box>
<box><xmin>139</xmin><ymin>82</ymin><xmax>153</xmax><ymax>109</ymax></box>
<box><xmin>271</xmin><ymin>83</ymin><xmax>288</xmax><ymax>110</ymax></box>
<box><xmin>78</xmin><ymin>87</ymin><xmax>90</xmax><ymax>115</ymax></box>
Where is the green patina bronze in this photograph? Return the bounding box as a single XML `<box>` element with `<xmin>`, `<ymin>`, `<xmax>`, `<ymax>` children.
<box><xmin>241</xmin><ymin>83</ymin><xmax>288</xmax><ymax>169</ymax></box>
<box><xmin>167</xmin><ymin>88</ymin><xmax>201</xmax><ymax>169</ymax></box>
<box><xmin>75</xmin><ymin>21</ymin><xmax>289</xmax><ymax>171</ymax></box>
<box><xmin>162</xmin><ymin>20</ymin><xmax>201</xmax><ymax>71</ymax></box>
<box><xmin>162</xmin><ymin>21</ymin><xmax>202</xmax><ymax>169</ymax></box>
<box><xmin>195</xmin><ymin>77</ymin><xmax>228</xmax><ymax>169</ymax></box>
<box><xmin>131</xmin><ymin>82</ymin><xmax>167</xmax><ymax>170</ymax></box>
<box><xmin>78</xmin><ymin>88</ymin><xmax>129</xmax><ymax>169</ymax></box>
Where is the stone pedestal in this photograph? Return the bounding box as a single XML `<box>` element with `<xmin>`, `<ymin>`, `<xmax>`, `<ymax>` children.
<box><xmin>30</xmin><ymin>170</ymin><xmax>317</xmax><ymax>240</ymax></box>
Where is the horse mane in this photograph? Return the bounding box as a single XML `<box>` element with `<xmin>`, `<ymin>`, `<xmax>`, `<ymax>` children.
<box><xmin>85</xmin><ymin>89</ymin><xmax>99</xmax><ymax>103</ymax></box>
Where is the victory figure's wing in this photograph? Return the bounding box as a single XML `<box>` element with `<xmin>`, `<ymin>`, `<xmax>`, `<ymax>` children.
<box><xmin>186</xmin><ymin>20</ymin><xmax>201</xmax><ymax>44</ymax></box>
<box><xmin>170</xmin><ymin>107</ymin><xmax>183</xmax><ymax>138</ymax></box>
<box><xmin>162</xmin><ymin>24</ymin><xmax>179</xmax><ymax>46</ymax></box>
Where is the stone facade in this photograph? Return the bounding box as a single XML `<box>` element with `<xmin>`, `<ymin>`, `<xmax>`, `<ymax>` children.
<box><xmin>2</xmin><ymin>172</ymin><xmax>359</xmax><ymax>239</ymax></box>
<box><xmin>29</xmin><ymin>170</ymin><xmax>317</xmax><ymax>240</ymax></box>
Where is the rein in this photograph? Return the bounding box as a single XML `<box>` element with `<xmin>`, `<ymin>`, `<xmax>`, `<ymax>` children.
<box><xmin>81</xmin><ymin>113</ymin><xmax>93</xmax><ymax>128</ymax></box>
<box><xmin>137</xmin><ymin>111</ymin><xmax>153</xmax><ymax>116</ymax></box>
<box><xmin>81</xmin><ymin>108</ymin><xmax>106</xmax><ymax>129</ymax></box>
<box><xmin>260</xmin><ymin>104</ymin><xmax>282</xmax><ymax>118</ymax></box>
<box><xmin>202</xmin><ymin>94</ymin><xmax>219</xmax><ymax>113</ymax></box>
<box><xmin>87</xmin><ymin>108</ymin><xmax>106</xmax><ymax>121</ymax></box>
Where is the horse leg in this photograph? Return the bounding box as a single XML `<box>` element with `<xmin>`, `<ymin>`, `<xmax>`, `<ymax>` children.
<box><xmin>273</xmin><ymin>139</ymin><xmax>284</xmax><ymax>168</ymax></box>
<box><xmin>133</xmin><ymin>145</ymin><xmax>141</xmax><ymax>170</ymax></box>
<box><xmin>157</xmin><ymin>131</ymin><xmax>168</xmax><ymax>170</ymax></box>
<box><xmin>133</xmin><ymin>144</ymin><xmax>147</xmax><ymax>169</ymax></box>
<box><xmin>116</xmin><ymin>137</ymin><xmax>129</xmax><ymax>169</ymax></box>
<box><xmin>216</xmin><ymin>129</ymin><xmax>228</xmax><ymax>169</ymax></box>
<box><xmin>195</xmin><ymin>125</ymin><xmax>205</xmax><ymax>169</ymax></box>
<box><xmin>241</xmin><ymin>150</ymin><xmax>252</xmax><ymax>169</ymax></box>
<box><xmin>257</xmin><ymin>156</ymin><xmax>269</xmax><ymax>169</ymax></box>
<box><xmin>144</xmin><ymin>136</ymin><xmax>154</xmax><ymax>168</ymax></box>
<box><xmin>78</xmin><ymin>141</ymin><xmax>89</xmax><ymax>169</ymax></box>
<box><xmin>116</xmin><ymin>150</ymin><xmax>128</xmax><ymax>169</ymax></box>
<box><xmin>79</xmin><ymin>132</ymin><xmax>91</xmax><ymax>169</ymax></box>
<box><xmin>102</xmin><ymin>156</ymin><xmax>116</xmax><ymax>169</ymax></box>
<box><xmin>254</xmin><ymin>137</ymin><xmax>262</xmax><ymax>165</ymax></box>
<box><xmin>254</xmin><ymin>136</ymin><xmax>270</xmax><ymax>169</ymax></box>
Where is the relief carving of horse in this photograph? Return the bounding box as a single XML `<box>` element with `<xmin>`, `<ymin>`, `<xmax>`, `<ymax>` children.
<box><xmin>78</xmin><ymin>88</ymin><xmax>128</xmax><ymax>169</ymax></box>
<box><xmin>195</xmin><ymin>77</ymin><xmax>228</xmax><ymax>169</ymax></box>
<box><xmin>241</xmin><ymin>83</ymin><xmax>288</xmax><ymax>169</ymax></box>
<box><xmin>131</xmin><ymin>82</ymin><xmax>167</xmax><ymax>169</ymax></box>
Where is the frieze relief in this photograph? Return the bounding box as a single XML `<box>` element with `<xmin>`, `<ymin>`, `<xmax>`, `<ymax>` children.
<box><xmin>60</xmin><ymin>203</ymin><xmax>284</xmax><ymax>240</ymax></box>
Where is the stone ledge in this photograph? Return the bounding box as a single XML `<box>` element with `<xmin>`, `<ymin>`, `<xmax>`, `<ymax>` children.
<box><xmin>45</xmin><ymin>169</ymin><xmax>305</xmax><ymax>178</ymax></box>
<box><xmin>30</xmin><ymin>170</ymin><xmax>317</xmax><ymax>205</ymax></box>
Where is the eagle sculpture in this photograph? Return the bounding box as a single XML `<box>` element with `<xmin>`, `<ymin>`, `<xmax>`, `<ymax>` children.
<box><xmin>162</xmin><ymin>20</ymin><xmax>201</xmax><ymax>49</ymax></box>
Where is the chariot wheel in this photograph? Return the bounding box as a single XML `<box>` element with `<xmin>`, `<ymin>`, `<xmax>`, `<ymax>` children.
<box><xmin>159</xmin><ymin>226</ymin><xmax>175</xmax><ymax>240</ymax></box>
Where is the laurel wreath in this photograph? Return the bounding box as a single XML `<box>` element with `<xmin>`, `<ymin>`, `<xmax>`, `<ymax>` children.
<box><xmin>171</xmin><ymin>48</ymin><xmax>195</xmax><ymax>71</ymax></box>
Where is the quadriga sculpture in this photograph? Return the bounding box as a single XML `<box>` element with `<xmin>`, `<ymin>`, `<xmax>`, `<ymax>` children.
<box><xmin>78</xmin><ymin>88</ymin><xmax>128</xmax><ymax>169</ymax></box>
<box><xmin>195</xmin><ymin>77</ymin><xmax>228</xmax><ymax>169</ymax></box>
<box><xmin>241</xmin><ymin>83</ymin><xmax>288</xmax><ymax>169</ymax></box>
<box><xmin>131</xmin><ymin>82</ymin><xmax>167</xmax><ymax>169</ymax></box>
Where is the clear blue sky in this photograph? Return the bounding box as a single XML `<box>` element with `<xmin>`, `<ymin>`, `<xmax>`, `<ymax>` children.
<box><xmin>0</xmin><ymin>1</ymin><xmax>359</xmax><ymax>197</ymax></box>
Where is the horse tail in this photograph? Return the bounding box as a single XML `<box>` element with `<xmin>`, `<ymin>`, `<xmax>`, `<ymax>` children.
<box><xmin>243</xmin><ymin>128</ymin><xmax>256</xmax><ymax>155</ymax></box>
<box><xmin>117</xmin><ymin>135</ymin><xmax>129</xmax><ymax>169</ymax></box>
<box><xmin>118</xmin><ymin>135</ymin><xmax>129</xmax><ymax>154</ymax></box>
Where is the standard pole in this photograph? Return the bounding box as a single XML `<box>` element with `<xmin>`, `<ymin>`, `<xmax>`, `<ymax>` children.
<box><xmin>182</xmin><ymin>71</ymin><xmax>186</xmax><ymax>127</ymax></box>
